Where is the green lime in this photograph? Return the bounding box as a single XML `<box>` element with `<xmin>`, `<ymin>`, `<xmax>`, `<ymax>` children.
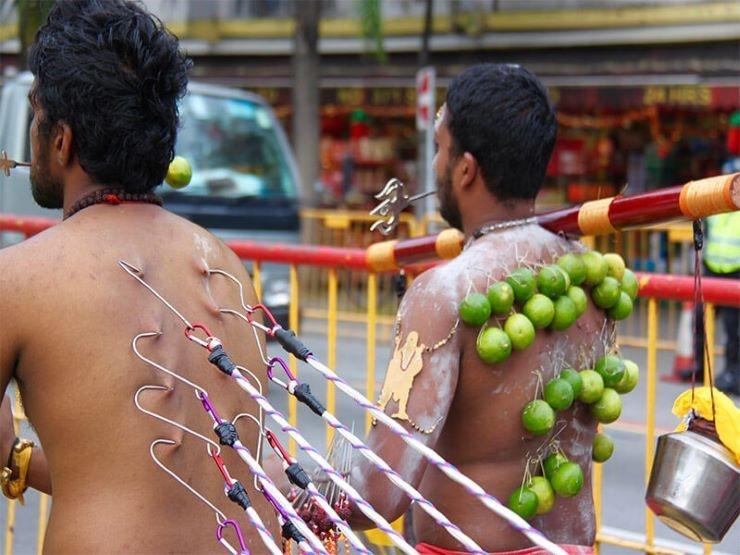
<box><xmin>557</xmin><ymin>253</ymin><xmax>586</xmax><ymax>286</ymax></box>
<box><xmin>614</xmin><ymin>359</ymin><xmax>639</xmax><ymax>394</ymax></box>
<box><xmin>591</xmin><ymin>276</ymin><xmax>621</xmax><ymax>309</ymax></box>
<box><xmin>621</xmin><ymin>268</ymin><xmax>639</xmax><ymax>301</ymax></box>
<box><xmin>550</xmin><ymin>295</ymin><xmax>578</xmax><ymax>331</ymax></box>
<box><xmin>603</xmin><ymin>253</ymin><xmax>626</xmax><ymax>281</ymax></box>
<box><xmin>487</xmin><ymin>281</ymin><xmax>515</xmax><ymax>315</ymax></box>
<box><xmin>507</xmin><ymin>486</ymin><xmax>538</xmax><ymax>519</ymax></box>
<box><xmin>476</xmin><ymin>327</ymin><xmax>512</xmax><ymax>364</ymax></box>
<box><xmin>595</xmin><ymin>355</ymin><xmax>626</xmax><ymax>387</ymax></box>
<box><xmin>591</xmin><ymin>388</ymin><xmax>622</xmax><ymax>423</ymax></box>
<box><xmin>521</xmin><ymin>400</ymin><xmax>555</xmax><ymax>435</ymax></box>
<box><xmin>592</xmin><ymin>433</ymin><xmax>614</xmax><ymax>463</ymax></box>
<box><xmin>608</xmin><ymin>291</ymin><xmax>633</xmax><ymax>321</ymax></box>
<box><xmin>459</xmin><ymin>292</ymin><xmax>492</xmax><ymax>326</ymax></box>
<box><xmin>522</xmin><ymin>294</ymin><xmax>555</xmax><ymax>329</ymax></box>
<box><xmin>529</xmin><ymin>476</ymin><xmax>555</xmax><ymax>515</ymax></box>
<box><xmin>558</xmin><ymin>368</ymin><xmax>583</xmax><ymax>398</ymax></box>
<box><xmin>577</xmin><ymin>370</ymin><xmax>604</xmax><ymax>403</ymax></box>
<box><xmin>551</xmin><ymin>461</ymin><xmax>584</xmax><ymax>498</ymax></box>
<box><xmin>165</xmin><ymin>156</ymin><xmax>192</xmax><ymax>189</ymax></box>
<box><xmin>504</xmin><ymin>313</ymin><xmax>536</xmax><ymax>351</ymax></box>
<box><xmin>555</xmin><ymin>265</ymin><xmax>572</xmax><ymax>291</ymax></box>
<box><xmin>537</xmin><ymin>265</ymin><xmax>567</xmax><ymax>299</ymax></box>
<box><xmin>567</xmin><ymin>286</ymin><xmax>588</xmax><ymax>317</ymax></box>
<box><xmin>506</xmin><ymin>268</ymin><xmax>537</xmax><ymax>303</ymax></box>
<box><xmin>543</xmin><ymin>452</ymin><xmax>568</xmax><ymax>481</ymax></box>
<box><xmin>544</xmin><ymin>378</ymin><xmax>575</xmax><ymax>411</ymax></box>
<box><xmin>582</xmin><ymin>251</ymin><xmax>608</xmax><ymax>286</ymax></box>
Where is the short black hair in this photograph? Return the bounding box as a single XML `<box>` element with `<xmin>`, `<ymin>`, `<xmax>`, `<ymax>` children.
<box><xmin>445</xmin><ymin>64</ymin><xmax>557</xmax><ymax>201</ymax></box>
<box><xmin>29</xmin><ymin>0</ymin><xmax>191</xmax><ymax>193</ymax></box>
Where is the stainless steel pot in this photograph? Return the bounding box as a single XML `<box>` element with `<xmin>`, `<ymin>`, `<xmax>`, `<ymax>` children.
<box><xmin>646</xmin><ymin>429</ymin><xmax>739</xmax><ymax>543</ymax></box>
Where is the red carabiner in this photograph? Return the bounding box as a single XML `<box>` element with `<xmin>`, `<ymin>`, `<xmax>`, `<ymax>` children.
<box><xmin>246</xmin><ymin>304</ymin><xmax>280</xmax><ymax>335</ymax></box>
<box><xmin>264</xmin><ymin>430</ymin><xmax>293</xmax><ymax>466</ymax></box>
<box><xmin>184</xmin><ymin>323</ymin><xmax>220</xmax><ymax>351</ymax></box>
<box><xmin>207</xmin><ymin>444</ymin><xmax>233</xmax><ymax>486</ymax></box>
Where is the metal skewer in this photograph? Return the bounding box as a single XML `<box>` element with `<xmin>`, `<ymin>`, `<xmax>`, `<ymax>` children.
<box><xmin>369</xmin><ymin>178</ymin><xmax>435</xmax><ymax>235</ymax></box>
<box><xmin>0</xmin><ymin>150</ymin><xmax>31</xmax><ymax>177</ymax></box>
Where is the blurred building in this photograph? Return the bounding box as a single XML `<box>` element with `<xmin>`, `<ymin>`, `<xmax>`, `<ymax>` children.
<box><xmin>1</xmin><ymin>0</ymin><xmax>738</xmax><ymax>208</ymax></box>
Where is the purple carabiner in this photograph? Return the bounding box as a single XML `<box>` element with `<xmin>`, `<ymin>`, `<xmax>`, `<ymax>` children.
<box><xmin>216</xmin><ymin>519</ymin><xmax>250</xmax><ymax>555</ymax></box>
<box><xmin>266</xmin><ymin>357</ymin><xmax>298</xmax><ymax>393</ymax></box>
<box><xmin>197</xmin><ymin>391</ymin><xmax>223</xmax><ymax>424</ymax></box>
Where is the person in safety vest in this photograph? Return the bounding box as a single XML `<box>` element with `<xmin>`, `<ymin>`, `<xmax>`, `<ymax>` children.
<box><xmin>691</xmin><ymin>211</ymin><xmax>740</xmax><ymax>395</ymax></box>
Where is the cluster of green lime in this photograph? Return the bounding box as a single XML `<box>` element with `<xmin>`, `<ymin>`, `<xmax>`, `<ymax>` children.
<box><xmin>508</xmin><ymin>354</ymin><xmax>640</xmax><ymax>519</ymax></box>
<box><xmin>507</xmin><ymin>452</ymin><xmax>585</xmax><ymax>519</ymax></box>
<box><xmin>459</xmin><ymin>251</ymin><xmax>638</xmax><ymax>366</ymax></box>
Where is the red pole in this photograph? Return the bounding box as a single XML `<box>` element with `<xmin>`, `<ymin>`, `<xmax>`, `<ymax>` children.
<box><xmin>367</xmin><ymin>173</ymin><xmax>740</xmax><ymax>271</ymax></box>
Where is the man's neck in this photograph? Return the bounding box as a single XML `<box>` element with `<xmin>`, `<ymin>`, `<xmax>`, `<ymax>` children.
<box><xmin>462</xmin><ymin>200</ymin><xmax>536</xmax><ymax>238</ymax></box>
<box><xmin>62</xmin><ymin>174</ymin><xmax>109</xmax><ymax>216</ymax></box>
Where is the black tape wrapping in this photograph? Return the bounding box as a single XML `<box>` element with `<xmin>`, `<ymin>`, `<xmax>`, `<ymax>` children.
<box><xmin>293</xmin><ymin>383</ymin><xmax>325</xmax><ymax>416</ymax></box>
<box><xmin>281</xmin><ymin>521</ymin><xmax>306</xmax><ymax>544</ymax></box>
<box><xmin>215</xmin><ymin>422</ymin><xmax>239</xmax><ymax>446</ymax></box>
<box><xmin>286</xmin><ymin>462</ymin><xmax>311</xmax><ymax>490</ymax></box>
<box><xmin>208</xmin><ymin>345</ymin><xmax>236</xmax><ymax>375</ymax></box>
<box><xmin>274</xmin><ymin>328</ymin><xmax>312</xmax><ymax>361</ymax></box>
<box><xmin>227</xmin><ymin>481</ymin><xmax>252</xmax><ymax>510</ymax></box>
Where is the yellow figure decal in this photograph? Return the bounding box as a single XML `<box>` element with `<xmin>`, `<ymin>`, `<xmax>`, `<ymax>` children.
<box><xmin>377</xmin><ymin>331</ymin><xmax>426</xmax><ymax>421</ymax></box>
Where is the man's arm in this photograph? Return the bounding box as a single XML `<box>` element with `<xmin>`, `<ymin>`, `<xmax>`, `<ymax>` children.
<box><xmin>347</xmin><ymin>267</ymin><xmax>461</xmax><ymax>528</ymax></box>
<box><xmin>0</xmin><ymin>246</ymin><xmax>52</xmax><ymax>495</ymax></box>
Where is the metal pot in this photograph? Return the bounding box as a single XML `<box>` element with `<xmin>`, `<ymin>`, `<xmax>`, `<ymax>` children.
<box><xmin>646</xmin><ymin>429</ymin><xmax>739</xmax><ymax>543</ymax></box>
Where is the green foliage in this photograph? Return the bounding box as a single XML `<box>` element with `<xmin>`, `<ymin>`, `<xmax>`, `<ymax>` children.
<box><xmin>358</xmin><ymin>0</ymin><xmax>386</xmax><ymax>63</ymax></box>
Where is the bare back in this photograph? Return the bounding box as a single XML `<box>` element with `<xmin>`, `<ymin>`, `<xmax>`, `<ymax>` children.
<box><xmin>0</xmin><ymin>204</ymin><xmax>279</xmax><ymax>553</ymax></box>
<box><xmin>360</xmin><ymin>225</ymin><xmax>609</xmax><ymax>551</ymax></box>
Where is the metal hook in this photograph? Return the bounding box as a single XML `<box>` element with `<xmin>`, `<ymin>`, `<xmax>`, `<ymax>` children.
<box><xmin>132</xmin><ymin>332</ymin><xmax>208</xmax><ymax>396</ymax></box>
<box><xmin>232</xmin><ymin>411</ymin><xmax>266</xmax><ymax>492</ymax></box>
<box><xmin>118</xmin><ymin>259</ymin><xmax>193</xmax><ymax>328</ymax></box>
<box><xmin>218</xmin><ymin>309</ymin><xmax>270</xmax><ymax>365</ymax></box>
<box><xmin>208</xmin><ymin>269</ymin><xmax>256</xmax><ymax>313</ymax></box>
<box><xmin>135</xmin><ymin>385</ymin><xmax>222</xmax><ymax>455</ymax></box>
<box><xmin>149</xmin><ymin>438</ymin><xmax>228</xmax><ymax>525</ymax></box>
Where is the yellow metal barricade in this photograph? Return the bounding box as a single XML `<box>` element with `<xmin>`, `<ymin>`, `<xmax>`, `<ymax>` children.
<box><xmin>3</xmin><ymin>228</ymin><xmax>735</xmax><ymax>555</ymax></box>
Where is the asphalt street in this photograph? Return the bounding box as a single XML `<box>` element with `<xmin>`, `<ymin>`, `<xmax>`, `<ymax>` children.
<box><xmin>2</xmin><ymin>313</ymin><xmax>738</xmax><ymax>555</ymax></box>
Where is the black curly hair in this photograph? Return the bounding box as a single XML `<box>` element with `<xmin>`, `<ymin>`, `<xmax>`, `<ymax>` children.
<box><xmin>28</xmin><ymin>0</ymin><xmax>191</xmax><ymax>193</ymax></box>
<box><xmin>446</xmin><ymin>64</ymin><xmax>557</xmax><ymax>201</ymax></box>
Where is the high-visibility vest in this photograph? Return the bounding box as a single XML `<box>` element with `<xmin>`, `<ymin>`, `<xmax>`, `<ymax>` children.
<box><xmin>704</xmin><ymin>212</ymin><xmax>740</xmax><ymax>274</ymax></box>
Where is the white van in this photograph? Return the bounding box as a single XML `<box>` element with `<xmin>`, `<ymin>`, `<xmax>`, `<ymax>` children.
<box><xmin>0</xmin><ymin>72</ymin><xmax>299</xmax><ymax>323</ymax></box>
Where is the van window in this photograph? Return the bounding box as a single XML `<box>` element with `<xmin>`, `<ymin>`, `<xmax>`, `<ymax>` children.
<box><xmin>173</xmin><ymin>93</ymin><xmax>297</xmax><ymax>199</ymax></box>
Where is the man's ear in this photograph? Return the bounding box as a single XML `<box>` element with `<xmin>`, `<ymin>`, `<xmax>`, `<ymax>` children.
<box><xmin>52</xmin><ymin>122</ymin><xmax>74</xmax><ymax>167</ymax></box>
<box><xmin>458</xmin><ymin>152</ymin><xmax>479</xmax><ymax>189</ymax></box>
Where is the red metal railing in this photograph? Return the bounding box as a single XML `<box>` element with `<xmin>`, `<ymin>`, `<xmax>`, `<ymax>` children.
<box><xmin>1</xmin><ymin>214</ymin><xmax>739</xmax><ymax>307</ymax></box>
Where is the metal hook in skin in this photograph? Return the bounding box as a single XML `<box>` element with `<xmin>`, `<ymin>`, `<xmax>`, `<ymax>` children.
<box><xmin>135</xmin><ymin>385</ymin><xmax>222</xmax><ymax>455</ymax></box>
<box><xmin>149</xmin><ymin>438</ymin><xmax>227</xmax><ymax>525</ymax></box>
<box><xmin>118</xmin><ymin>260</ymin><xmax>193</xmax><ymax>328</ymax></box>
<box><xmin>132</xmin><ymin>332</ymin><xmax>208</xmax><ymax>396</ymax></box>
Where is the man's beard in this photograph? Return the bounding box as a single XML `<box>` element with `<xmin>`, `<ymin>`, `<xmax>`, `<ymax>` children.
<box><xmin>437</xmin><ymin>162</ymin><xmax>462</xmax><ymax>230</ymax></box>
<box><xmin>30</xmin><ymin>141</ymin><xmax>63</xmax><ymax>209</ymax></box>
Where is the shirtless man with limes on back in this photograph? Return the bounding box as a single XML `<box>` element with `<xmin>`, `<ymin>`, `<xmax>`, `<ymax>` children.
<box><xmin>345</xmin><ymin>64</ymin><xmax>622</xmax><ymax>554</ymax></box>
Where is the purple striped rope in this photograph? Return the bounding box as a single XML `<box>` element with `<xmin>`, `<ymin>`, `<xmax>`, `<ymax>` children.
<box><xmin>306</xmin><ymin>357</ymin><xmax>567</xmax><ymax>555</ymax></box>
<box><xmin>199</xmin><ymin>393</ymin><xmax>328</xmax><ymax>554</ymax></box>
<box><xmin>321</xmin><ymin>411</ymin><xmax>485</xmax><ymax>553</ymax></box>
<box><xmin>230</xmin><ymin>367</ymin><xmax>417</xmax><ymax>554</ymax></box>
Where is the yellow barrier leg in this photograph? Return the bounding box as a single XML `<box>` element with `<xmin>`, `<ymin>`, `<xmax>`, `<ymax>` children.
<box><xmin>644</xmin><ymin>298</ymin><xmax>658</xmax><ymax>549</ymax></box>
<box><xmin>593</xmin><ymin>423</ymin><xmax>603</xmax><ymax>555</ymax></box>
<box><xmin>252</xmin><ymin>261</ymin><xmax>262</xmax><ymax>300</ymax></box>
<box><xmin>365</xmin><ymin>274</ymin><xmax>377</xmax><ymax>434</ymax></box>
<box><xmin>4</xmin><ymin>500</ymin><xmax>16</xmax><ymax>555</ymax></box>
<box><xmin>288</xmin><ymin>264</ymin><xmax>299</xmax><ymax>456</ymax></box>
<box><xmin>36</xmin><ymin>494</ymin><xmax>48</xmax><ymax>555</ymax></box>
<box><xmin>327</xmin><ymin>268</ymin><xmax>338</xmax><ymax>449</ymax></box>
